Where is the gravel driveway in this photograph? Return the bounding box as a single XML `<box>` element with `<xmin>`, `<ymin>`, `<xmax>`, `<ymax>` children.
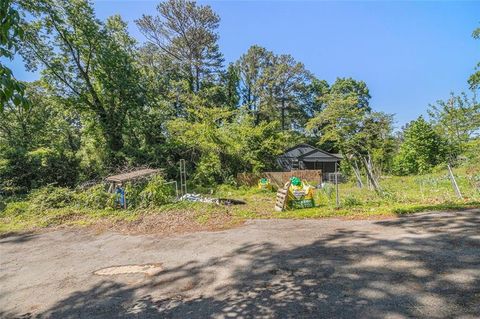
<box><xmin>1</xmin><ymin>209</ymin><xmax>479</xmax><ymax>318</ymax></box>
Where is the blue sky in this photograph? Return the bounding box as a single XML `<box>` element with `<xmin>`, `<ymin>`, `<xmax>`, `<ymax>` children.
<box><xmin>6</xmin><ymin>0</ymin><xmax>480</xmax><ymax>128</ymax></box>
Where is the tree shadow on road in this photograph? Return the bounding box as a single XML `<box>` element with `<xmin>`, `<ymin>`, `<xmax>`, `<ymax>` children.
<box><xmin>0</xmin><ymin>231</ymin><xmax>38</xmax><ymax>244</ymax></box>
<box><xmin>14</xmin><ymin>210</ymin><xmax>480</xmax><ymax>318</ymax></box>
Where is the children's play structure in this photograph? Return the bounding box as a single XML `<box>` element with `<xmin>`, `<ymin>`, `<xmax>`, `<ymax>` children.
<box><xmin>275</xmin><ymin>176</ymin><xmax>315</xmax><ymax>211</ymax></box>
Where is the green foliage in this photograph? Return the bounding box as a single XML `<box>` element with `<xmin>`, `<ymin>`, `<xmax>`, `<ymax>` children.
<box><xmin>464</xmin><ymin>139</ymin><xmax>480</xmax><ymax>166</ymax></box>
<box><xmin>469</xmin><ymin>25</ymin><xmax>480</xmax><ymax>91</ymax></box>
<box><xmin>393</xmin><ymin>117</ymin><xmax>447</xmax><ymax>175</ymax></box>
<box><xmin>307</xmin><ymin>85</ymin><xmax>395</xmax><ymax>190</ymax></box>
<box><xmin>343</xmin><ymin>196</ymin><xmax>362</xmax><ymax>207</ymax></box>
<box><xmin>0</xmin><ymin>201</ymin><xmax>29</xmax><ymax>216</ymax></box>
<box><xmin>0</xmin><ymin>0</ymin><xmax>28</xmax><ymax>110</ymax></box>
<box><xmin>428</xmin><ymin>92</ymin><xmax>480</xmax><ymax>156</ymax></box>
<box><xmin>75</xmin><ymin>184</ymin><xmax>114</xmax><ymax>210</ymax></box>
<box><xmin>0</xmin><ymin>0</ymin><xmax>475</xmax><ymax>205</ymax></box>
<box><xmin>321</xmin><ymin>182</ymin><xmax>335</xmax><ymax>199</ymax></box>
<box><xmin>0</xmin><ymin>146</ymin><xmax>78</xmax><ymax>194</ymax></box>
<box><xmin>138</xmin><ymin>175</ymin><xmax>174</xmax><ymax>208</ymax></box>
<box><xmin>329</xmin><ymin>77</ymin><xmax>371</xmax><ymax>110</ymax></box>
<box><xmin>28</xmin><ymin>186</ymin><xmax>75</xmax><ymax>210</ymax></box>
<box><xmin>236</xmin><ymin>45</ymin><xmax>315</xmax><ymax>129</ymax></box>
<box><xmin>121</xmin><ymin>176</ymin><xmax>174</xmax><ymax>208</ymax></box>
<box><xmin>19</xmin><ymin>0</ymin><xmax>145</xmax><ymax>164</ymax></box>
<box><xmin>136</xmin><ymin>0</ymin><xmax>223</xmax><ymax>93</ymax></box>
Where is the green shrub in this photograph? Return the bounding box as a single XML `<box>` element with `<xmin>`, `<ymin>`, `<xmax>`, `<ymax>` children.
<box><xmin>0</xmin><ymin>147</ymin><xmax>79</xmax><ymax>195</ymax></box>
<box><xmin>29</xmin><ymin>186</ymin><xmax>75</xmax><ymax>210</ymax></box>
<box><xmin>124</xmin><ymin>181</ymin><xmax>144</xmax><ymax>208</ymax></box>
<box><xmin>75</xmin><ymin>184</ymin><xmax>114</xmax><ymax>209</ymax></box>
<box><xmin>138</xmin><ymin>175</ymin><xmax>174</xmax><ymax>208</ymax></box>
<box><xmin>343</xmin><ymin>196</ymin><xmax>363</xmax><ymax>207</ymax></box>
<box><xmin>0</xmin><ymin>195</ymin><xmax>5</xmax><ymax>212</ymax></box>
<box><xmin>0</xmin><ymin>201</ymin><xmax>31</xmax><ymax>217</ymax></box>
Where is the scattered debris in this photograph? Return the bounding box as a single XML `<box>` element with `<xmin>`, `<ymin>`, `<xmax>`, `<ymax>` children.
<box><xmin>180</xmin><ymin>193</ymin><xmax>245</xmax><ymax>206</ymax></box>
<box><xmin>179</xmin><ymin>193</ymin><xmax>217</xmax><ymax>203</ymax></box>
<box><xmin>217</xmin><ymin>198</ymin><xmax>246</xmax><ymax>206</ymax></box>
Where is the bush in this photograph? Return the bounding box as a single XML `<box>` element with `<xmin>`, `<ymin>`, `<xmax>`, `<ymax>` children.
<box><xmin>119</xmin><ymin>176</ymin><xmax>174</xmax><ymax>209</ymax></box>
<box><xmin>123</xmin><ymin>181</ymin><xmax>144</xmax><ymax>208</ymax></box>
<box><xmin>0</xmin><ymin>201</ymin><xmax>31</xmax><ymax>217</ymax></box>
<box><xmin>0</xmin><ymin>147</ymin><xmax>79</xmax><ymax>195</ymax></box>
<box><xmin>0</xmin><ymin>195</ymin><xmax>5</xmax><ymax>212</ymax></box>
<box><xmin>392</xmin><ymin>117</ymin><xmax>447</xmax><ymax>175</ymax></box>
<box><xmin>75</xmin><ymin>184</ymin><xmax>114</xmax><ymax>209</ymax></box>
<box><xmin>28</xmin><ymin>186</ymin><xmax>75</xmax><ymax>210</ymax></box>
<box><xmin>138</xmin><ymin>175</ymin><xmax>174</xmax><ymax>208</ymax></box>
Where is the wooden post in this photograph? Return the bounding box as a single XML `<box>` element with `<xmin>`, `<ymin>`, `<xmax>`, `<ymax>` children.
<box><xmin>447</xmin><ymin>164</ymin><xmax>463</xmax><ymax>199</ymax></box>
<box><xmin>179</xmin><ymin>159</ymin><xmax>187</xmax><ymax>196</ymax></box>
<box><xmin>353</xmin><ymin>161</ymin><xmax>364</xmax><ymax>188</ymax></box>
<box><xmin>335</xmin><ymin>162</ymin><xmax>340</xmax><ymax>207</ymax></box>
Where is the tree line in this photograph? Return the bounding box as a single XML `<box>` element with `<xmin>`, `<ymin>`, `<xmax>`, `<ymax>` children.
<box><xmin>1</xmin><ymin>0</ymin><xmax>479</xmax><ymax>194</ymax></box>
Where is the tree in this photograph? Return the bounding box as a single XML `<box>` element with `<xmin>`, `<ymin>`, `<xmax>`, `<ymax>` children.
<box><xmin>0</xmin><ymin>0</ymin><xmax>28</xmax><ymax>111</ymax></box>
<box><xmin>236</xmin><ymin>46</ymin><xmax>314</xmax><ymax>129</ymax></box>
<box><xmin>468</xmin><ymin>26</ymin><xmax>480</xmax><ymax>91</ymax></box>
<box><xmin>307</xmin><ymin>90</ymin><xmax>395</xmax><ymax>192</ymax></box>
<box><xmin>0</xmin><ymin>82</ymin><xmax>80</xmax><ymax>193</ymax></box>
<box><xmin>359</xmin><ymin>112</ymin><xmax>396</xmax><ymax>176</ymax></box>
<box><xmin>221</xmin><ymin>63</ymin><xmax>240</xmax><ymax>109</ymax></box>
<box><xmin>329</xmin><ymin>77</ymin><xmax>371</xmax><ymax>110</ymax></box>
<box><xmin>306</xmin><ymin>78</ymin><xmax>330</xmax><ymax>115</ymax></box>
<box><xmin>266</xmin><ymin>54</ymin><xmax>313</xmax><ymax>130</ymax></box>
<box><xmin>428</xmin><ymin>92</ymin><xmax>480</xmax><ymax>155</ymax></box>
<box><xmin>136</xmin><ymin>0</ymin><xmax>224</xmax><ymax>93</ymax></box>
<box><xmin>19</xmin><ymin>0</ymin><xmax>145</xmax><ymax>164</ymax></box>
<box><xmin>236</xmin><ymin>45</ymin><xmax>273</xmax><ymax>117</ymax></box>
<box><xmin>393</xmin><ymin>116</ymin><xmax>447</xmax><ymax>175</ymax></box>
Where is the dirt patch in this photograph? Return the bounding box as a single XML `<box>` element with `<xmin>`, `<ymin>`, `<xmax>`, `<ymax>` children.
<box><xmin>90</xmin><ymin>210</ymin><xmax>245</xmax><ymax>236</ymax></box>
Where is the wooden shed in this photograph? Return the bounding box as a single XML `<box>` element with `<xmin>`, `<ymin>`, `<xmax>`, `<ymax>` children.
<box><xmin>276</xmin><ymin>144</ymin><xmax>342</xmax><ymax>175</ymax></box>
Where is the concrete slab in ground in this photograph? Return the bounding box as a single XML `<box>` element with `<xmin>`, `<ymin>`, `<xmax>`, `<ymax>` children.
<box><xmin>1</xmin><ymin>209</ymin><xmax>480</xmax><ymax>318</ymax></box>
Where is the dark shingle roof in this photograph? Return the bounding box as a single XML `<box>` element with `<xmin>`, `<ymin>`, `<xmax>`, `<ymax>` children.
<box><xmin>278</xmin><ymin>144</ymin><xmax>341</xmax><ymax>162</ymax></box>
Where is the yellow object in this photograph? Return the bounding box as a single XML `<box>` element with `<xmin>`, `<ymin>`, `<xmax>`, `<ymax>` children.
<box><xmin>285</xmin><ymin>178</ymin><xmax>315</xmax><ymax>208</ymax></box>
<box><xmin>258</xmin><ymin>178</ymin><xmax>272</xmax><ymax>190</ymax></box>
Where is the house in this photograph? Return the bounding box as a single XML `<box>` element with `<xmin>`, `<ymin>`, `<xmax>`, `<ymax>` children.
<box><xmin>276</xmin><ymin>144</ymin><xmax>342</xmax><ymax>176</ymax></box>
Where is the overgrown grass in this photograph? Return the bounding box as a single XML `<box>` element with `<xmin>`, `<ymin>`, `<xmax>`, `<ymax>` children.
<box><xmin>1</xmin><ymin>167</ymin><xmax>479</xmax><ymax>234</ymax></box>
<box><xmin>215</xmin><ymin>167</ymin><xmax>480</xmax><ymax>220</ymax></box>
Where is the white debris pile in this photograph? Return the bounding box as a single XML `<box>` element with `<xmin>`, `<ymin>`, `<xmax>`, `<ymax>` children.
<box><xmin>179</xmin><ymin>193</ymin><xmax>218</xmax><ymax>204</ymax></box>
<box><xmin>179</xmin><ymin>193</ymin><xmax>246</xmax><ymax>205</ymax></box>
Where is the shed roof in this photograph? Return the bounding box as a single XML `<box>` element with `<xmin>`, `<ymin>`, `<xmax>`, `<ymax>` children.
<box><xmin>279</xmin><ymin>144</ymin><xmax>317</xmax><ymax>158</ymax></box>
<box><xmin>278</xmin><ymin>144</ymin><xmax>341</xmax><ymax>162</ymax></box>
<box><xmin>105</xmin><ymin>168</ymin><xmax>160</xmax><ymax>183</ymax></box>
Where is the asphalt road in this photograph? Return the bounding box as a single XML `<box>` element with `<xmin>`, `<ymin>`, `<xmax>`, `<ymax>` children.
<box><xmin>1</xmin><ymin>209</ymin><xmax>480</xmax><ymax>318</ymax></box>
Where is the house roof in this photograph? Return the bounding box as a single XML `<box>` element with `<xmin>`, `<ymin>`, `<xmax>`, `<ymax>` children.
<box><xmin>278</xmin><ymin>144</ymin><xmax>341</xmax><ymax>162</ymax></box>
<box><xmin>279</xmin><ymin>143</ymin><xmax>317</xmax><ymax>158</ymax></box>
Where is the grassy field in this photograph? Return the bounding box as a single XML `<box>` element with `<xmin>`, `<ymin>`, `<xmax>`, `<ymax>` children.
<box><xmin>1</xmin><ymin>167</ymin><xmax>479</xmax><ymax>235</ymax></box>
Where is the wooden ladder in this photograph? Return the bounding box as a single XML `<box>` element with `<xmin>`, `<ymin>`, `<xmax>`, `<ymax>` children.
<box><xmin>274</xmin><ymin>182</ymin><xmax>290</xmax><ymax>212</ymax></box>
